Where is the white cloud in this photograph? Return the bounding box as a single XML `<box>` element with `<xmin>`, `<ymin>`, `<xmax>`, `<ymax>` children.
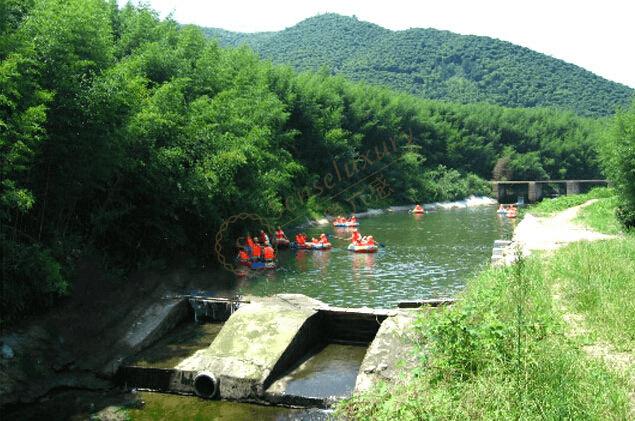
<box><xmin>119</xmin><ymin>0</ymin><xmax>635</xmax><ymax>88</ymax></box>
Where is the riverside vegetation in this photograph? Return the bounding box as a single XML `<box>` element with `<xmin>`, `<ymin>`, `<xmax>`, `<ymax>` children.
<box><xmin>4</xmin><ymin>0</ymin><xmax>629</xmax><ymax>325</ymax></box>
<box><xmin>338</xmin><ymin>188</ymin><xmax>634</xmax><ymax>419</ymax></box>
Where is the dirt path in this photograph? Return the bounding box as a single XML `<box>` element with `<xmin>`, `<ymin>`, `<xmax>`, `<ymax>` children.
<box><xmin>505</xmin><ymin>200</ymin><xmax>633</xmax><ymax>413</ymax></box>
<box><xmin>495</xmin><ymin>199</ymin><xmax>616</xmax><ymax>266</ymax></box>
<box><xmin>512</xmin><ymin>199</ymin><xmax>616</xmax><ymax>257</ymax></box>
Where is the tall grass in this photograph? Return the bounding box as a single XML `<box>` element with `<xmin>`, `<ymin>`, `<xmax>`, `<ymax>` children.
<box><xmin>337</xmin><ymin>258</ymin><xmax>631</xmax><ymax>420</ymax></box>
<box><xmin>575</xmin><ymin>196</ymin><xmax>623</xmax><ymax>234</ymax></box>
<box><xmin>548</xmin><ymin>237</ymin><xmax>635</xmax><ymax>351</ymax></box>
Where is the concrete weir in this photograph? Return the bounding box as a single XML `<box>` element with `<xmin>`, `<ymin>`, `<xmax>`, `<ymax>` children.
<box><xmin>116</xmin><ymin>293</ymin><xmax>425</xmax><ymax>408</ymax></box>
<box><xmin>177</xmin><ymin>294</ymin><xmax>322</xmax><ymax>401</ymax></box>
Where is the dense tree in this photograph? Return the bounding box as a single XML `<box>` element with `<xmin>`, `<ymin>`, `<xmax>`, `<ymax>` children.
<box><xmin>599</xmin><ymin>100</ymin><xmax>635</xmax><ymax>228</ymax></box>
<box><xmin>204</xmin><ymin>13</ymin><xmax>633</xmax><ymax>117</ymax></box>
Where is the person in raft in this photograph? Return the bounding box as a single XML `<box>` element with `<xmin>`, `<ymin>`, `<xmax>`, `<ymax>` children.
<box><xmin>414</xmin><ymin>204</ymin><xmax>424</xmax><ymax>213</ymax></box>
<box><xmin>347</xmin><ymin>228</ymin><xmax>362</xmax><ymax>245</ymax></box>
<box><xmin>275</xmin><ymin>226</ymin><xmax>288</xmax><ymax>242</ymax></box>
<box><xmin>251</xmin><ymin>238</ymin><xmax>262</xmax><ymax>262</ymax></box>
<box><xmin>319</xmin><ymin>233</ymin><xmax>329</xmax><ymax>244</ymax></box>
<box><xmin>295</xmin><ymin>232</ymin><xmax>307</xmax><ymax>247</ymax></box>
<box><xmin>237</xmin><ymin>248</ymin><xmax>249</xmax><ymax>263</ymax></box>
<box><xmin>244</xmin><ymin>232</ymin><xmax>256</xmax><ymax>255</ymax></box>
<box><xmin>348</xmin><ymin>215</ymin><xmax>357</xmax><ymax>223</ymax></box>
<box><xmin>263</xmin><ymin>243</ymin><xmax>275</xmax><ymax>262</ymax></box>
<box><xmin>498</xmin><ymin>204</ymin><xmax>506</xmax><ymax>212</ymax></box>
<box><xmin>259</xmin><ymin>230</ymin><xmax>270</xmax><ymax>246</ymax></box>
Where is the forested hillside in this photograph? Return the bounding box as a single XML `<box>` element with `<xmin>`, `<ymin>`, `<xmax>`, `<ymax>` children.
<box><xmin>1</xmin><ymin>0</ymin><xmax>607</xmax><ymax>323</ymax></box>
<box><xmin>204</xmin><ymin>14</ymin><xmax>633</xmax><ymax>117</ymax></box>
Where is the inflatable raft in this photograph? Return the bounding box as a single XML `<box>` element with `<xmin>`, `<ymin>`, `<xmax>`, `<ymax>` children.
<box><xmin>309</xmin><ymin>242</ymin><xmax>332</xmax><ymax>250</ymax></box>
<box><xmin>333</xmin><ymin>221</ymin><xmax>359</xmax><ymax>227</ymax></box>
<box><xmin>412</xmin><ymin>209</ymin><xmax>425</xmax><ymax>214</ymax></box>
<box><xmin>291</xmin><ymin>242</ymin><xmax>312</xmax><ymax>250</ymax></box>
<box><xmin>347</xmin><ymin>243</ymin><xmax>378</xmax><ymax>253</ymax></box>
<box><xmin>273</xmin><ymin>238</ymin><xmax>290</xmax><ymax>247</ymax></box>
<box><xmin>250</xmin><ymin>261</ymin><xmax>276</xmax><ymax>270</ymax></box>
<box><xmin>237</xmin><ymin>258</ymin><xmax>251</xmax><ymax>267</ymax></box>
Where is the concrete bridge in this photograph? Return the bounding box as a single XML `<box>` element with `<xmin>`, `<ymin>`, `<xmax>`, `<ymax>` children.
<box><xmin>491</xmin><ymin>179</ymin><xmax>608</xmax><ymax>203</ymax></box>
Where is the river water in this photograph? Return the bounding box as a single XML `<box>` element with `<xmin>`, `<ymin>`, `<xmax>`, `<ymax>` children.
<box><xmin>204</xmin><ymin>205</ymin><xmax>515</xmax><ymax>307</ymax></box>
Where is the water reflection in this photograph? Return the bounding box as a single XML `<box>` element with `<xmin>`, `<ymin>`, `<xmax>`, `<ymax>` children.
<box><xmin>312</xmin><ymin>249</ymin><xmax>331</xmax><ymax>273</ymax></box>
<box><xmin>294</xmin><ymin>249</ymin><xmax>309</xmax><ymax>272</ymax></box>
<box><xmin>351</xmin><ymin>251</ymin><xmax>376</xmax><ymax>275</ymax></box>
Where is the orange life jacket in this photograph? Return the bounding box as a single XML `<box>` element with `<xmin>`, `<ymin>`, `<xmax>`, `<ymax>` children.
<box><xmin>252</xmin><ymin>244</ymin><xmax>262</xmax><ymax>258</ymax></box>
<box><xmin>238</xmin><ymin>250</ymin><xmax>249</xmax><ymax>260</ymax></box>
<box><xmin>246</xmin><ymin>236</ymin><xmax>255</xmax><ymax>249</ymax></box>
<box><xmin>275</xmin><ymin>230</ymin><xmax>285</xmax><ymax>239</ymax></box>
<box><xmin>264</xmin><ymin>246</ymin><xmax>274</xmax><ymax>260</ymax></box>
<box><xmin>352</xmin><ymin>232</ymin><xmax>361</xmax><ymax>243</ymax></box>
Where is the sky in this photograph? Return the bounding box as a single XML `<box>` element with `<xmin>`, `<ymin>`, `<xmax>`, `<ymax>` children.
<box><xmin>121</xmin><ymin>0</ymin><xmax>635</xmax><ymax>88</ymax></box>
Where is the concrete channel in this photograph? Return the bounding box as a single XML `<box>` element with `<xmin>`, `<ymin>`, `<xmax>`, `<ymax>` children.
<box><xmin>115</xmin><ymin>293</ymin><xmax>450</xmax><ymax>409</ymax></box>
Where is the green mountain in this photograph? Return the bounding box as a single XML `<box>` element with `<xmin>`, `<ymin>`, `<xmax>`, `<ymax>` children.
<box><xmin>203</xmin><ymin>14</ymin><xmax>633</xmax><ymax>116</ymax></box>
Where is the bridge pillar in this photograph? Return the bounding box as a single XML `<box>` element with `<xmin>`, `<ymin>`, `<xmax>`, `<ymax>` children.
<box><xmin>493</xmin><ymin>183</ymin><xmax>501</xmax><ymax>202</ymax></box>
<box><xmin>527</xmin><ymin>182</ymin><xmax>542</xmax><ymax>203</ymax></box>
<box><xmin>566</xmin><ymin>181</ymin><xmax>580</xmax><ymax>195</ymax></box>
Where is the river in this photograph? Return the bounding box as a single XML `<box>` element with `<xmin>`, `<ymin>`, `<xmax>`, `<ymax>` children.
<box><xmin>193</xmin><ymin>205</ymin><xmax>515</xmax><ymax>307</ymax></box>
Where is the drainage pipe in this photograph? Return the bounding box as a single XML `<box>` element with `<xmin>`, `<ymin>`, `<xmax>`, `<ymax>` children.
<box><xmin>193</xmin><ymin>372</ymin><xmax>219</xmax><ymax>399</ymax></box>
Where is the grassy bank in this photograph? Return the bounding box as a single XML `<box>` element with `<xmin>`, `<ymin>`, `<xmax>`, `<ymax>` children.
<box><xmin>528</xmin><ymin>187</ymin><xmax>615</xmax><ymax>217</ymax></box>
<box><xmin>575</xmin><ymin>195</ymin><xmax>623</xmax><ymax>235</ymax></box>
<box><xmin>338</xmin><ymin>192</ymin><xmax>633</xmax><ymax>420</ymax></box>
<box><xmin>548</xmin><ymin>237</ymin><xmax>635</xmax><ymax>351</ymax></box>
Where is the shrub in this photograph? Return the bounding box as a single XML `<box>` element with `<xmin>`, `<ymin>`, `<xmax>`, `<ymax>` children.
<box><xmin>599</xmin><ymin>99</ymin><xmax>635</xmax><ymax>229</ymax></box>
<box><xmin>0</xmin><ymin>237</ymin><xmax>69</xmax><ymax>326</ymax></box>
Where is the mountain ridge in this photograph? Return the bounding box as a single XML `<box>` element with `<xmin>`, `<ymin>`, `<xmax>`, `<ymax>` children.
<box><xmin>202</xmin><ymin>13</ymin><xmax>633</xmax><ymax>116</ymax></box>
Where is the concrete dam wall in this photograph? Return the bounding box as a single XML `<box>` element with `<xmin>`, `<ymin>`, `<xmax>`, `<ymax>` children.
<box><xmin>116</xmin><ymin>293</ymin><xmax>426</xmax><ymax>408</ymax></box>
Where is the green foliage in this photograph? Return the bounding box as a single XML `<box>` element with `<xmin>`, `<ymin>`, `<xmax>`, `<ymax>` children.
<box><xmin>575</xmin><ymin>196</ymin><xmax>623</xmax><ymax>234</ymax></box>
<box><xmin>420</xmin><ymin>166</ymin><xmax>492</xmax><ymax>202</ymax></box>
<box><xmin>205</xmin><ymin>13</ymin><xmax>633</xmax><ymax>117</ymax></box>
<box><xmin>1</xmin><ymin>236</ymin><xmax>68</xmax><ymax>326</ymax></box>
<box><xmin>338</xmin><ymin>256</ymin><xmax>631</xmax><ymax>420</ymax></box>
<box><xmin>599</xmin><ymin>100</ymin><xmax>635</xmax><ymax>229</ymax></box>
<box><xmin>529</xmin><ymin>187</ymin><xmax>615</xmax><ymax>216</ymax></box>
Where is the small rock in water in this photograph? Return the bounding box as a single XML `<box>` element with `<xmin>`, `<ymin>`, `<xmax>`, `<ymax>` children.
<box><xmin>1</xmin><ymin>343</ymin><xmax>14</xmax><ymax>359</ymax></box>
